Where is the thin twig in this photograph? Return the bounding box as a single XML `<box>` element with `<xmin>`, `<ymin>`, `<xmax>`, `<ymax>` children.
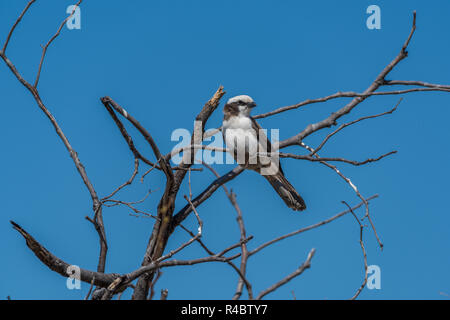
<box><xmin>84</xmin><ymin>277</ymin><xmax>95</xmax><ymax>300</ymax></box>
<box><xmin>255</xmin><ymin>248</ymin><xmax>316</xmax><ymax>300</ymax></box>
<box><xmin>34</xmin><ymin>0</ymin><xmax>82</xmax><ymax>88</ymax></box>
<box><xmin>342</xmin><ymin>201</ymin><xmax>368</xmax><ymax>300</ymax></box>
<box><xmin>310</xmin><ymin>99</ymin><xmax>402</xmax><ymax>156</ymax></box>
<box><xmin>278</xmin><ymin>151</ymin><xmax>397</xmax><ymax>166</ymax></box>
<box><xmin>102</xmin><ymin>158</ymin><xmax>139</xmax><ymax>201</ymax></box>
<box><xmin>2</xmin><ymin>0</ymin><xmax>36</xmax><ymax>53</ymax></box>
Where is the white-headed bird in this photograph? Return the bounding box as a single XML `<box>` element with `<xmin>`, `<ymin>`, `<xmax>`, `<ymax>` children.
<box><xmin>222</xmin><ymin>95</ymin><xmax>306</xmax><ymax>211</ymax></box>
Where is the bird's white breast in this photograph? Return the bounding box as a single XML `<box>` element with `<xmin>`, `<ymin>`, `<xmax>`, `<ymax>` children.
<box><xmin>223</xmin><ymin>115</ymin><xmax>253</xmax><ymax>130</ymax></box>
<box><xmin>223</xmin><ymin>116</ymin><xmax>259</xmax><ymax>156</ymax></box>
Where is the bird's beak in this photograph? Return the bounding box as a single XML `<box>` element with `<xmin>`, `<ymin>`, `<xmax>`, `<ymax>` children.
<box><xmin>249</xmin><ymin>102</ymin><xmax>257</xmax><ymax>108</ymax></box>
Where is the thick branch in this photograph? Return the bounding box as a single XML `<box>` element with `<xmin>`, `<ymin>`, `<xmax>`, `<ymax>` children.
<box><xmin>132</xmin><ymin>87</ymin><xmax>225</xmax><ymax>299</ymax></box>
<box><xmin>10</xmin><ymin>221</ymin><xmax>116</xmax><ymax>288</ymax></box>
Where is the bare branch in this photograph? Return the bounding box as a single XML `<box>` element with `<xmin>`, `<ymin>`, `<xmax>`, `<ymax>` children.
<box><xmin>229</xmin><ymin>191</ymin><xmax>252</xmax><ymax>300</ymax></box>
<box><xmin>84</xmin><ymin>277</ymin><xmax>95</xmax><ymax>300</ymax></box>
<box><xmin>10</xmin><ymin>221</ymin><xmax>116</xmax><ymax>288</ymax></box>
<box><xmin>101</xmin><ymin>96</ymin><xmax>173</xmax><ymax>182</ymax></box>
<box><xmin>278</xmin><ymin>151</ymin><xmax>397</xmax><ymax>166</ymax></box>
<box><xmin>299</xmin><ymin>142</ymin><xmax>383</xmax><ymax>249</ymax></box>
<box><xmin>132</xmin><ymin>87</ymin><xmax>225</xmax><ymax>299</ymax></box>
<box><xmin>102</xmin><ymin>198</ymin><xmax>158</xmax><ymax>219</ymax></box>
<box><xmin>253</xmin><ymin>87</ymin><xmax>449</xmax><ymax>120</ymax></box>
<box><xmin>100</xmin><ymin>97</ymin><xmax>161</xmax><ymax>170</ymax></box>
<box><xmin>342</xmin><ymin>201</ymin><xmax>368</xmax><ymax>300</ymax></box>
<box><xmin>34</xmin><ymin>0</ymin><xmax>82</xmax><ymax>88</ymax></box>
<box><xmin>2</xmin><ymin>0</ymin><xmax>36</xmax><ymax>54</ymax></box>
<box><xmin>255</xmin><ymin>248</ymin><xmax>316</xmax><ymax>300</ymax></box>
<box><xmin>310</xmin><ymin>99</ymin><xmax>402</xmax><ymax>156</ymax></box>
<box><xmin>102</xmin><ymin>158</ymin><xmax>140</xmax><ymax>201</ymax></box>
<box><xmin>384</xmin><ymin>80</ymin><xmax>450</xmax><ymax>89</ymax></box>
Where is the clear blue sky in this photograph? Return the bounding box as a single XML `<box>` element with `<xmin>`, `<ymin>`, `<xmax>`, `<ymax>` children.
<box><xmin>1</xmin><ymin>0</ymin><xmax>449</xmax><ymax>300</ymax></box>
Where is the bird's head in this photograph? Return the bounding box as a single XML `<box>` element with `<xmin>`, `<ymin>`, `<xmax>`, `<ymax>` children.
<box><xmin>223</xmin><ymin>95</ymin><xmax>257</xmax><ymax>117</ymax></box>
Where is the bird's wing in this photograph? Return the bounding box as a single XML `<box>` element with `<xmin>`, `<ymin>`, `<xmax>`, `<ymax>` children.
<box><xmin>250</xmin><ymin>116</ymin><xmax>284</xmax><ymax>175</ymax></box>
<box><xmin>250</xmin><ymin>117</ymin><xmax>270</xmax><ymax>153</ymax></box>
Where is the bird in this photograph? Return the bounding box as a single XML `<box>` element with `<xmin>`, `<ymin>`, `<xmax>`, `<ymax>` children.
<box><xmin>222</xmin><ymin>95</ymin><xmax>306</xmax><ymax>211</ymax></box>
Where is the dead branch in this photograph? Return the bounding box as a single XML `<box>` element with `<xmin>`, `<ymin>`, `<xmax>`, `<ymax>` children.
<box><xmin>342</xmin><ymin>201</ymin><xmax>369</xmax><ymax>300</ymax></box>
<box><xmin>255</xmin><ymin>248</ymin><xmax>316</xmax><ymax>300</ymax></box>
<box><xmin>2</xmin><ymin>0</ymin><xmax>36</xmax><ymax>53</ymax></box>
<box><xmin>34</xmin><ymin>0</ymin><xmax>82</xmax><ymax>88</ymax></box>
<box><xmin>132</xmin><ymin>87</ymin><xmax>226</xmax><ymax>299</ymax></box>
<box><xmin>10</xmin><ymin>221</ymin><xmax>116</xmax><ymax>288</ymax></box>
<box><xmin>102</xmin><ymin>158</ymin><xmax>140</xmax><ymax>201</ymax></box>
<box><xmin>310</xmin><ymin>99</ymin><xmax>402</xmax><ymax>156</ymax></box>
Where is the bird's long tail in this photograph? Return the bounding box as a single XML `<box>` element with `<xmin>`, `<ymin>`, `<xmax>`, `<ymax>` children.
<box><xmin>264</xmin><ymin>172</ymin><xmax>306</xmax><ymax>211</ymax></box>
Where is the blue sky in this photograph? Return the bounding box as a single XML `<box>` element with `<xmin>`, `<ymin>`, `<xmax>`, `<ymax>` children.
<box><xmin>0</xmin><ymin>0</ymin><xmax>449</xmax><ymax>300</ymax></box>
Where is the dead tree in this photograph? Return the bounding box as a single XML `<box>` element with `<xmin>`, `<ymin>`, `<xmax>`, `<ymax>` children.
<box><xmin>2</xmin><ymin>2</ymin><xmax>449</xmax><ymax>300</ymax></box>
